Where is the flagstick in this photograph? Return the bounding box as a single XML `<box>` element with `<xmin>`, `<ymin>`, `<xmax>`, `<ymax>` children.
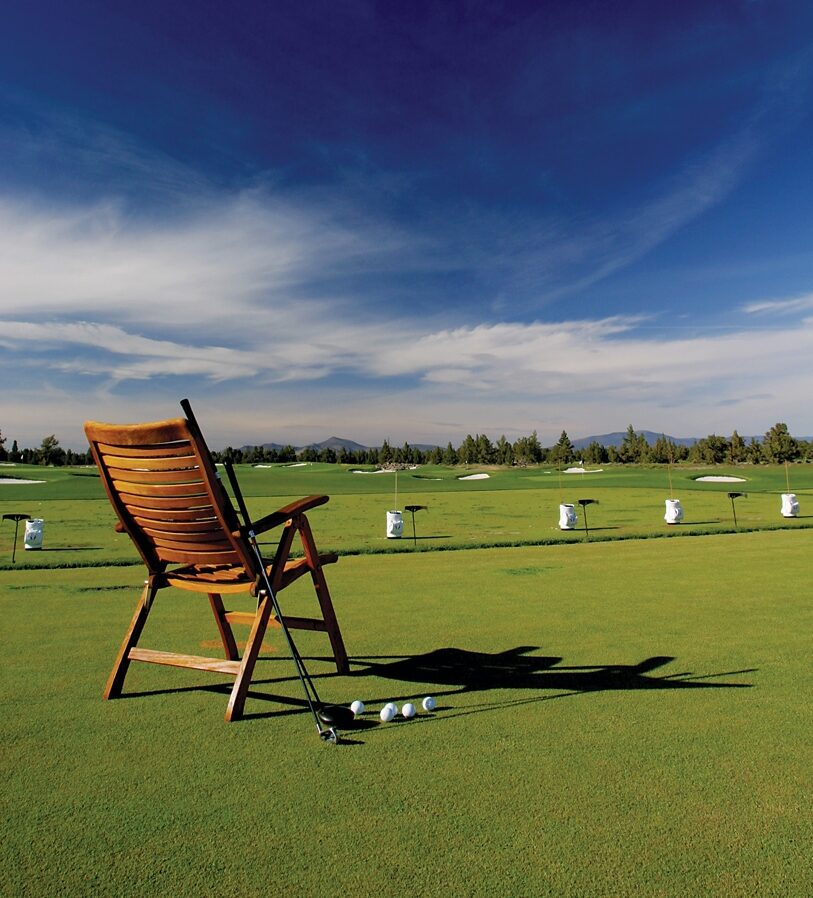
<box><xmin>785</xmin><ymin>460</ymin><xmax>791</xmax><ymax>493</ymax></box>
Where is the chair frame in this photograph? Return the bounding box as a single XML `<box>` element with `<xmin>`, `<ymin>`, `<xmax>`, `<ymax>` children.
<box><xmin>85</xmin><ymin>407</ymin><xmax>348</xmax><ymax>721</ymax></box>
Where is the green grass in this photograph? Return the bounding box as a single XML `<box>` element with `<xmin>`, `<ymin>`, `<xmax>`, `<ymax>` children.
<box><xmin>1</xmin><ymin>530</ymin><xmax>811</xmax><ymax>897</ymax></box>
<box><xmin>2</xmin><ymin>462</ymin><xmax>813</xmax><ymax>568</ymax></box>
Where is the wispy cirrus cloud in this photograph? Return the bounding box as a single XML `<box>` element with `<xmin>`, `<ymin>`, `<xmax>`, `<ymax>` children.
<box><xmin>742</xmin><ymin>292</ymin><xmax>813</xmax><ymax>316</ymax></box>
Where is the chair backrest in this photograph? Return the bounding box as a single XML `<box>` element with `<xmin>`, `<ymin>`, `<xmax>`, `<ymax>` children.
<box><xmin>85</xmin><ymin>416</ymin><xmax>258</xmax><ymax>577</ymax></box>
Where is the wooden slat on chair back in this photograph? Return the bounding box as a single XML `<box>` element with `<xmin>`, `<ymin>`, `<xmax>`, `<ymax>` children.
<box><xmin>85</xmin><ymin>417</ymin><xmax>257</xmax><ymax>576</ymax></box>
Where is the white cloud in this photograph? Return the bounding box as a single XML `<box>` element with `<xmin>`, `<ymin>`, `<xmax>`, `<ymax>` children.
<box><xmin>742</xmin><ymin>292</ymin><xmax>813</xmax><ymax>316</ymax></box>
<box><xmin>2</xmin><ymin>99</ymin><xmax>812</xmax><ymax>448</ymax></box>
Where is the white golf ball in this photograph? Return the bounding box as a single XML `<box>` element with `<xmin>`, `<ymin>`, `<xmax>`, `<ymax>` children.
<box><xmin>379</xmin><ymin>705</ymin><xmax>395</xmax><ymax>723</ymax></box>
<box><xmin>384</xmin><ymin>702</ymin><xmax>398</xmax><ymax>715</ymax></box>
<box><xmin>401</xmin><ymin>702</ymin><xmax>416</xmax><ymax>719</ymax></box>
<box><xmin>422</xmin><ymin>696</ymin><xmax>437</xmax><ymax>712</ymax></box>
<box><xmin>350</xmin><ymin>700</ymin><xmax>365</xmax><ymax>716</ymax></box>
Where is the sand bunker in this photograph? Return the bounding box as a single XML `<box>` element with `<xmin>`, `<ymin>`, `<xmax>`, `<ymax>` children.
<box><xmin>563</xmin><ymin>467</ymin><xmax>604</xmax><ymax>474</ymax></box>
<box><xmin>352</xmin><ymin>468</ymin><xmax>393</xmax><ymax>474</ymax></box>
<box><xmin>0</xmin><ymin>478</ymin><xmax>45</xmax><ymax>485</ymax></box>
<box><xmin>695</xmin><ymin>475</ymin><xmax>746</xmax><ymax>483</ymax></box>
<box><xmin>458</xmin><ymin>473</ymin><xmax>490</xmax><ymax>481</ymax></box>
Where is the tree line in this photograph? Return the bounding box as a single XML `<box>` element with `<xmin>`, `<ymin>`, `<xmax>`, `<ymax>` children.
<box><xmin>0</xmin><ymin>433</ymin><xmax>91</xmax><ymax>467</ymax></box>
<box><xmin>2</xmin><ymin>422</ymin><xmax>810</xmax><ymax>468</ymax></box>
<box><xmin>212</xmin><ymin>422</ymin><xmax>812</xmax><ymax>467</ymax></box>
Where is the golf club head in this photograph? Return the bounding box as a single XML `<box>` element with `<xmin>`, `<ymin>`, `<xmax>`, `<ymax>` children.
<box><xmin>317</xmin><ymin>704</ymin><xmax>355</xmax><ymax>728</ymax></box>
<box><xmin>319</xmin><ymin>727</ymin><xmax>340</xmax><ymax>745</ymax></box>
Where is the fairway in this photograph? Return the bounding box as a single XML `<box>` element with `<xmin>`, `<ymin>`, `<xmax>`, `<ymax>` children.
<box><xmin>1</xmin><ymin>521</ymin><xmax>810</xmax><ymax>897</ymax></box>
<box><xmin>2</xmin><ymin>461</ymin><xmax>813</xmax><ymax>567</ymax></box>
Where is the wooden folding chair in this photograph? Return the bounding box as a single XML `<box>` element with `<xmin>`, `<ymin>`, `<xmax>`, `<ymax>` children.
<box><xmin>85</xmin><ymin>406</ymin><xmax>349</xmax><ymax>722</ymax></box>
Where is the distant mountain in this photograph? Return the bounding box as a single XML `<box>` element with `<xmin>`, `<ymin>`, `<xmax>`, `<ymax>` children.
<box><xmin>572</xmin><ymin>430</ymin><xmax>698</xmax><ymax>450</ymax></box>
<box><xmin>300</xmin><ymin>436</ymin><xmax>370</xmax><ymax>453</ymax></box>
<box><xmin>240</xmin><ymin>436</ymin><xmax>440</xmax><ymax>453</ymax></box>
<box><xmin>239</xmin><ymin>436</ymin><xmax>371</xmax><ymax>453</ymax></box>
<box><xmin>239</xmin><ymin>429</ymin><xmax>810</xmax><ymax>456</ymax></box>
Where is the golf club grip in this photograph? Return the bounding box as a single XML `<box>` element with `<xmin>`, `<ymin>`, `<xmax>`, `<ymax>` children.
<box><xmin>181</xmin><ymin>398</ymin><xmax>246</xmax><ymax>523</ymax></box>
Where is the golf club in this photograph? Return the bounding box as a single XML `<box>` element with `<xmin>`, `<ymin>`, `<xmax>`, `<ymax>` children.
<box><xmin>180</xmin><ymin>399</ymin><xmax>348</xmax><ymax>743</ymax></box>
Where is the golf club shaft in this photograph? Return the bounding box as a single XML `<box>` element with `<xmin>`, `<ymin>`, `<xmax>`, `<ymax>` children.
<box><xmin>180</xmin><ymin>400</ymin><xmax>329</xmax><ymax>735</ymax></box>
<box><xmin>222</xmin><ymin>460</ymin><xmax>326</xmax><ymax>732</ymax></box>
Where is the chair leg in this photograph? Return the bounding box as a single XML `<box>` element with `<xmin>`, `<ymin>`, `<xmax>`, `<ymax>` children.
<box><xmin>104</xmin><ymin>578</ymin><xmax>158</xmax><ymax>700</ymax></box>
<box><xmin>208</xmin><ymin>593</ymin><xmax>239</xmax><ymax>660</ymax></box>
<box><xmin>225</xmin><ymin>590</ymin><xmax>273</xmax><ymax>722</ymax></box>
<box><xmin>298</xmin><ymin>516</ymin><xmax>349</xmax><ymax>675</ymax></box>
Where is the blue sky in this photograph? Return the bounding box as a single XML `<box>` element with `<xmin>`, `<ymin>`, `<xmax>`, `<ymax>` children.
<box><xmin>2</xmin><ymin>1</ymin><xmax>813</xmax><ymax>449</ymax></box>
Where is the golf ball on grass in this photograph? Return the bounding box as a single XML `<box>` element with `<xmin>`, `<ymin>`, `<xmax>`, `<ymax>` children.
<box><xmin>379</xmin><ymin>705</ymin><xmax>395</xmax><ymax>723</ymax></box>
<box><xmin>401</xmin><ymin>703</ymin><xmax>416</xmax><ymax>719</ymax></box>
<box><xmin>350</xmin><ymin>700</ymin><xmax>365</xmax><ymax>716</ymax></box>
<box><xmin>422</xmin><ymin>696</ymin><xmax>436</xmax><ymax>711</ymax></box>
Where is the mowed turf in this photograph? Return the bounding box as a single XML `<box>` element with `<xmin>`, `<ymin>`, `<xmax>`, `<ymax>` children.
<box><xmin>1</xmin><ymin>530</ymin><xmax>810</xmax><ymax>897</ymax></box>
<box><xmin>2</xmin><ymin>462</ymin><xmax>813</xmax><ymax>567</ymax></box>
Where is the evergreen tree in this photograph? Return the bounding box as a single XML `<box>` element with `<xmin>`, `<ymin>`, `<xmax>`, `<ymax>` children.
<box><xmin>582</xmin><ymin>440</ymin><xmax>608</xmax><ymax>465</ymax></box>
<box><xmin>442</xmin><ymin>442</ymin><xmax>459</xmax><ymax>465</ymax></box>
<box><xmin>618</xmin><ymin>425</ymin><xmax>648</xmax><ymax>464</ymax></box>
<box><xmin>549</xmin><ymin>430</ymin><xmax>575</xmax><ymax>465</ymax></box>
<box><xmin>495</xmin><ymin>435</ymin><xmax>514</xmax><ymax>466</ymax></box>
<box><xmin>475</xmin><ymin>433</ymin><xmax>496</xmax><ymax>464</ymax></box>
<box><xmin>458</xmin><ymin>434</ymin><xmax>477</xmax><ymax>465</ymax></box>
<box><xmin>762</xmin><ymin>423</ymin><xmax>799</xmax><ymax>463</ymax></box>
<box><xmin>688</xmin><ymin>434</ymin><xmax>729</xmax><ymax>465</ymax></box>
<box><xmin>649</xmin><ymin>436</ymin><xmax>672</xmax><ymax>464</ymax></box>
<box><xmin>512</xmin><ymin>431</ymin><xmax>542</xmax><ymax>465</ymax></box>
<box><xmin>729</xmin><ymin>430</ymin><xmax>745</xmax><ymax>463</ymax></box>
<box><xmin>745</xmin><ymin>437</ymin><xmax>763</xmax><ymax>464</ymax></box>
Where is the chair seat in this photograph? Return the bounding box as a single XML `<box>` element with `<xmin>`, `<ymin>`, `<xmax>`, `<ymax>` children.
<box><xmin>165</xmin><ymin>562</ymin><xmax>256</xmax><ymax>593</ymax></box>
<box><xmin>165</xmin><ymin>552</ymin><xmax>339</xmax><ymax>594</ymax></box>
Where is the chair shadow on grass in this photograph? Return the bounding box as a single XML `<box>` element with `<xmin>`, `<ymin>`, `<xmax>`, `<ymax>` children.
<box><xmin>344</xmin><ymin>646</ymin><xmax>755</xmax><ymax>715</ymax></box>
<box><xmin>116</xmin><ymin>646</ymin><xmax>754</xmax><ymax>733</ymax></box>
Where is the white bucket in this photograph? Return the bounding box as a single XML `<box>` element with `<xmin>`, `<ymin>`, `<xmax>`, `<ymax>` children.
<box><xmin>559</xmin><ymin>503</ymin><xmax>577</xmax><ymax>530</ymax></box>
<box><xmin>386</xmin><ymin>510</ymin><xmax>404</xmax><ymax>539</ymax></box>
<box><xmin>24</xmin><ymin>518</ymin><xmax>44</xmax><ymax>550</ymax></box>
<box><xmin>664</xmin><ymin>498</ymin><xmax>684</xmax><ymax>524</ymax></box>
<box><xmin>780</xmin><ymin>493</ymin><xmax>799</xmax><ymax>517</ymax></box>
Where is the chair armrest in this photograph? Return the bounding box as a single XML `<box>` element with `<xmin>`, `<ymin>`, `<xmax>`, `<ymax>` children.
<box><xmin>251</xmin><ymin>495</ymin><xmax>329</xmax><ymax>534</ymax></box>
